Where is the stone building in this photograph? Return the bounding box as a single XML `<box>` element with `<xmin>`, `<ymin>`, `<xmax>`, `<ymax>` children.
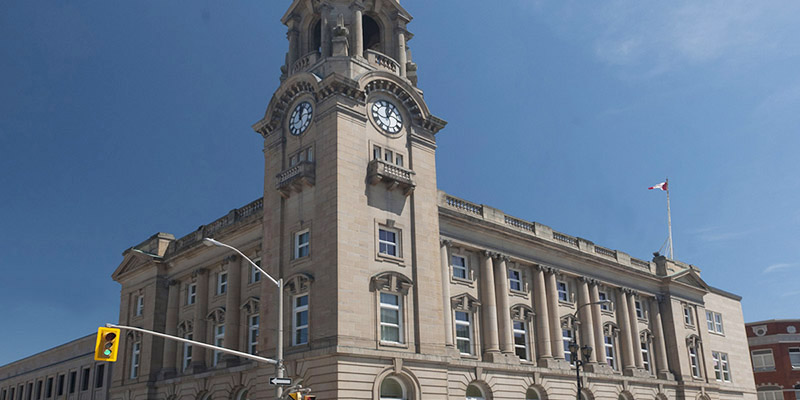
<box><xmin>745</xmin><ymin>319</ymin><xmax>800</xmax><ymax>400</ymax></box>
<box><xmin>16</xmin><ymin>0</ymin><xmax>754</xmax><ymax>399</ymax></box>
<box><xmin>0</xmin><ymin>334</ymin><xmax>113</xmax><ymax>400</ymax></box>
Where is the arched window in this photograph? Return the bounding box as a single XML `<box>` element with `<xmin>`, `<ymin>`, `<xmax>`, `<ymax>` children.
<box><xmin>363</xmin><ymin>15</ymin><xmax>381</xmax><ymax>52</ymax></box>
<box><xmin>379</xmin><ymin>376</ymin><xmax>405</xmax><ymax>400</ymax></box>
<box><xmin>311</xmin><ymin>19</ymin><xmax>321</xmax><ymax>54</ymax></box>
<box><xmin>525</xmin><ymin>388</ymin><xmax>541</xmax><ymax>400</ymax></box>
<box><xmin>603</xmin><ymin>323</ymin><xmax>619</xmax><ymax>370</ymax></box>
<box><xmin>465</xmin><ymin>384</ymin><xmax>485</xmax><ymax>400</ymax></box>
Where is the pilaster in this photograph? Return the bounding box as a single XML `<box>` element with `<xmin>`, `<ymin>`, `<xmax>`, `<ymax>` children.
<box><xmin>479</xmin><ymin>250</ymin><xmax>500</xmax><ymax>359</ymax></box>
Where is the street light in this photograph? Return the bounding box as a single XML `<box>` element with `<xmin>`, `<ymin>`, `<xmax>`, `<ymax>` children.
<box><xmin>203</xmin><ymin>238</ymin><xmax>286</xmax><ymax>399</ymax></box>
<box><xmin>569</xmin><ymin>299</ymin><xmax>611</xmax><ymax>400</ymax></box>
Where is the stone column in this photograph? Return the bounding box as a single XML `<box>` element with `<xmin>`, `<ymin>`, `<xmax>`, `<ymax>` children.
<box><xmin>439</xmin><ymin>240</ymin><xmax>454</xmax><ymax>348</ymax></box>
<box><xmin>545</xmin><ymin>269</ymin><xmax>564</xmax><ymax>359</ymax></box>
<box><xmin>162</xmin><ymin>280</ymin><xmax>180</xmax><ymax>373</ymax></box>
<box><xmin>396</xmin><ymin>29</ymin><xmax>407</xmax><ymax>77</ymax></box>
<box><xmin>320</xmin><ymin>4</ymin><xmax>331</xmax><ymax>57</ymax></box>
<box><xmin>577</xmin><ymin>278</ymin><xmax>597</xmax><ymax>363</ymax></box>
<box><xmin>479</xmin><ymin>251</ymin><xmax>500</xmax><ymax>357</ymax></box>
<box><xmin>533</xmin><ymin>266</ymin><xmax>552</xmax><ymax>360</ymax></box>
<box><xmin>192</xmin><ymin>268</ymin><xmax>209</xmax><ymax>368</ymax></box>
<box><xmin>287</xmin><ymin>26</ymin><xmax>300</xmax><ymax>70</ymax></box>
<box><xmin>627</xmin><ymin>292</ymin><xmax>644</xmax><ymax>368</ymax></box>
<box><xmin>224</xmin><ymin>256</ymin><xmax>242</xmax><ymax>355</ymax></box>
<box><xmin>589</xmin><ymin>283</ymin><xmax>606</xmax><ymax>366</ymax></box>
<box><xmin>650</xmin><ymin>297</ymin><xmax>670</xmax><ymax>377</ymax></box>
<box><xmin>494</xmin><ymin>255</ymin><xmax>513</xmax><ymax>355</ymax></box>
<box><xmin>616</xmin><ymin>288</ymin><xmax>635</xmax><ymax>372</ymax></box>
<box><xmin>351</xmin><ymin>3</ymin><xmax>364</xmax><ymax>58</ymax></box>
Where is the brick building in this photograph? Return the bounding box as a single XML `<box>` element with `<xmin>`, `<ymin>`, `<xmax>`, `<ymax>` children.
<box><xmin>746</xmin><ymin>320</ymin><xmax>800</xmax><ymax>400</ymax></box>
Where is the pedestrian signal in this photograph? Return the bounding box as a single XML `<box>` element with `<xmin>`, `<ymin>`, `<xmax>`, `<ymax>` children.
<box><xmin>94</xmin><ymin>327</ymin><xmax>121</xmax><ymax>362</ymax></box>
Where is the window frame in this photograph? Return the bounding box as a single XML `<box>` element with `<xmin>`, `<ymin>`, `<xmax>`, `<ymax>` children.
<box><xmin>641</xmin><ymin>339</ymin><xmax>651</xmax><ymax>373</ymax></box>
<box><xmin>454</xmin><ymin>310</ymin><xmax>474</xmax><ymax>356</ymax></box>
<box><xmin>377</xmin><ymin>226</ymin><xmax>400</xmax><ymax>259</ymax></box>
<box><xmin>604</xmin><ymin>334</ymin><xmax>617</xmax><ymax>370</ymax></box>
<box><xmin>598</xmin><ymin>291</ymin><xmax>611</xmax><ymax>311</ymax></box>
<box><xmin>135</xmin><ymin>295</ymin><xmax>144</xmax><ymax>316</ymax></box>
<box><xmin>187</xmin><ymin>283</ymin><xmax>197</xmax><ymax>305</ymax></box>
<box><xmin>451</xmin><ymin>253</ymin><xmax>469</xmax><ymax>281</ymax></box>
<box><xmin>182</xmin><ymin>332</ymin><xmax>193</xmax><ymax>371</ymax></box>
<box><xmin>250</xmin><ymin>258</ymin><xmax>261</xmax><ymax>284</ymax></box>
<box><xmin>688</xmin><ymin>343</ymin><xmax>701</xmax><ymax>378</ymax></box>
<box><xmin>508</xmin><ymin>268</ymin><xmax>523</xmax><ymax>292</ymax></box>
<box><xmin>217</xmin><ymin>271</ymin><xmax>228</xmax><ymax>295</ymax></box>
<box><xmin>213</xmin><ymin>324</ymin><xmax>225</xmax><ymax>366</ymax></box>
<box><xmin>512</xmin><ymin>320</ymin><xmax>530</xmax><ymax>361</ymax></box>
<box><xmin>705</xmin><ymin>310</ymin><xmax>724</xmax><ymax>334</ymax></box>
<box><xmin>292</xmin><ymin>294</ymin><xmax>309</xmax><ymax>346</ymax></box>
<box><xmin>752</xmin><ymin>349</ymin><xmax>775</xmax><ymax>371</ymax></box>
<box><xmin>556</xmin><ymin>280</ymin><xmax>570</xmax><ymax>303</ymax></box>
<box><xmin>712</xmin><ymin>351</ymin><xmax>732</xmax><ymax>382</ymax></box>
<box><xmin>94</xmin><ymin>364</ymin><xmax>105</xmax><ymax>389</ymax></box>
<box><xmin>634</xmin><ymin>300</ymin><xmax>645</xmax><ymax>319</ymax></box>
<box><xmin>248</xmin><ymin>314</ymin><xmax>259</xmax><ymax>354</ymax></box>
<box><xmin>683</xmin><ymin>305</ymin><xmax>694</xmax><ymax>326</ymax></box>
<box><xmin>379</xmin><ymin>292</ymin><xmax>403</xmax><ymax>344</ymax></box>
<box><xmin>294</xmin><ymin>229</ymin><xmax>310</xmax><ymax>259</ymax></box>
<box><xmin>80</xmin><ymin>368</ymin><xmax>90</xmax><ymax>391</ymax></box>
<box><xmin>563</xmin><ymin>327</ymin><xmax>575</xmax><ymax>362</ymax></box>
<box><xmin>130</xmin><ymin>342</ymin><xmax>140</xmax><ymax>379</ymax></box>
<box><xmin>790</xmin><ymin>347</ymin><xmax>800</xmax><ymax>369</ymax></box>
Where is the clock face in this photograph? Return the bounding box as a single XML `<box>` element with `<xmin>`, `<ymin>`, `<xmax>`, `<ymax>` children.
<box><xmin>289</xmin><ymin>101</ymin><xmax>313</xmax><ymax>136</ymax></box>
<box><xmin>371</xmin><ymin>100</ymin><xmax>403</xmax><ymax>134</ymax></box>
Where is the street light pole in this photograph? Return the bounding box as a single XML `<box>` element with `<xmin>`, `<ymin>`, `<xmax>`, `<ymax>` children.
<box><xmin>569</xmin><ymin>299</ymin><xmax>611</xmax><ymax>400</ymax></box>
<box><xmin>203</xmin><ymin>238</ymin><xmax>285</xmax><ymax>399</ymax></box>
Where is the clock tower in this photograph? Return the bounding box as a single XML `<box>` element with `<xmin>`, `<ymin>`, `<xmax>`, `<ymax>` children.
<box><xmin>251</xmin><ymin>0</ymin><xmax>447</xmax><ymax>395</ymax></box>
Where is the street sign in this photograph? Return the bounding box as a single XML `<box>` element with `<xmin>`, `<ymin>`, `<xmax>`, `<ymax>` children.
<box><xmin>269</xmin><ymin>377</ymin><xmax>292</xmax><ymax>386</ymax></box>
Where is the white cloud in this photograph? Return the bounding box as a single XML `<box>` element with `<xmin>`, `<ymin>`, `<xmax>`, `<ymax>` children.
<box><xmin>763</xmin><ymin>263</ymin><xmax>799</xmax><ymax>274</ymax></box>
<box><xmin>690</xmin><ymin>226</ymin><xmax>756</xmax><ymax>242</ymax></box>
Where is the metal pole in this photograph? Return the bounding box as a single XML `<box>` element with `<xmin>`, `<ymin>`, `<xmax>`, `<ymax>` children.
<box><xmin>277</xmin><ymin>278</ymin><xmax>284</xmax><ymax>399</ymax></box>
<box><xmin>666</xmin><ymin>178</ymin><xmax>673</xmax><ymax>259</ymax></box>
<box><xmin>575</xmin><ymin>360</ymin><xmax>582</xmax><ymax>400</ymax></box>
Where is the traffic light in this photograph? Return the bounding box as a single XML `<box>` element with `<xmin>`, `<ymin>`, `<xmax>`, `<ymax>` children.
<box><xmin>287</xmin><ymin>393</ymin><xmax>314</xmax><ymax>400</ymax></box>
<box><xmin>94</xmin><ymin>327</ymin><xmax>121</xmax><ymax>362</ymax></box>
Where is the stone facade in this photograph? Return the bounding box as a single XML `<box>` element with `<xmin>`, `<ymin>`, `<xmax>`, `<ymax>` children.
<box><xmin>2</xmin><ymin>1</ymin><xmax>758</xmax><ymax>400</ymax></box>
<box><xmin>0</xmin><ymin>335</ymin><xmax>112</xmax><ymax>400</ymax></box>
<box><xmin>745</xmin><ymin>319</ymin><xmax>800</xmax><ymax>400</ymax></box>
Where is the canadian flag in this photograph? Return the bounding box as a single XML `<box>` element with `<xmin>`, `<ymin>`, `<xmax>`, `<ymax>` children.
<box><xmin>648</xmin><ymin>181</ymin><xmax>668</xmax><ymax>191</ymax></box>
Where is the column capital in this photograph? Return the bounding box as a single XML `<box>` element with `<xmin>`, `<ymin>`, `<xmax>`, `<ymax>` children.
<box><xmin>481</xmin><ymin>250</ymin><xmax>494</xmax><ymax>258</ymax></box>
<box><xmin>168</xmin><ymin>279</ymin><xmax>181</xmax><ymax>287</ymax></box>
<box><xmin>493</xmin><ymin>253</ymin><xmax>510</xmax><ymax>262</ymax></box>
<box><xmin>223</xmin><ymin>254</ymin><xmax>239</xmax><ymax>265</ymax></box>
<box><xmin>349</xmin><ymin>0</ymin><xmax>365</xmax><ymax>11</ymax></box>
<box><xmin>655</xmin><ymin>294</ymin><xmax>666</xmax><ymax>303</ymax></box>
<box><xmin>579</xmin><ymin>276</ymin><xmax>598</xmax><ymax>285</ymax></box>
<box><xmin>192</xmin><ymin>268</ymin><xmax>207</xmax><ymax>277</ymax></box>
<box><xmin>440</xmin><ymin>239</ymin><xmax>453</xmax><ymax>247</ymax></box>
<box><xmin>621</xmin><ymin>287</ymin><xmax>638</xmax><ymax>295</ymax></box>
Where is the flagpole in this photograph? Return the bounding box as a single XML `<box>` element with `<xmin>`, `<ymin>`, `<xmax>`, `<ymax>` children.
<box><xmin>666</xmin><ymin>178</ymin><xmax>674</xmax><ymax>259</ymax></box>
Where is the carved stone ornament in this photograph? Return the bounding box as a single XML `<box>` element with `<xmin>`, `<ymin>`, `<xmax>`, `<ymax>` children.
<box><xmin>177</xmin><ymin>320</ymin><xmax>193</xmax><ymax>336</ymax></box>
<box><xmin>451</xmin><ymin>293</ymin><xmax>480</xmax><ymax>312</ymax></box>
<box><xmin>560</xmin><ymin>314</ymin><xmax>577</xmax><ymax>329</ymax></box>
<box><xmin>240</xmin><ymin>297</ymin><xmax>260</xmax><ymax>315</ymax></box>
<box><xmin>686</xmin><ymin>334</ymin><xmax>701</xmax><ymax>347</ymax></box>
<box><xmin>332</xmin><ymin>13</ymin><xmax>349</xmax><ymax>37</ymax></box>
<box><xmin>371</xmin><ymin>271</ymin><xmax>413</xmax><ymax>295</ymax></box>
<box><xmin>511</xmin><ymin>305</ymin><xmax>535</xmax><ymax>322</ymax></box>
<box><xmin>207</xmin><ymin>307</ymin><xmax>226</xmax><ymax>324</ymax></box>
<box><xmin>285</xmin><ymin>273</ymin><xmax>314</xmax><ymax>295</ymax></box>
<box><xmin>640</xmin><ymin>329</ymin><xmax>653</xmax><ymax>343</ymax></box>
<box><xmin>192</xmin><ymin>268</ymin><xmax>207</xmax><ymax>278</ymax></box>
<box><xmin>440</xmin><ymin>239</ymin><xmax>453</xmax><ymax>248</ymax></box>
<box><xmin>603</xmin><ymin>322</ymin><xmax>619</xmax><ymax>337</ymax></box>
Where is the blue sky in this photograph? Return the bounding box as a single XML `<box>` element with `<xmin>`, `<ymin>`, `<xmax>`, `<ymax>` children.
<box><xmin>1</xmin><ymin>1</ymin><xmax>798</xmax><ymax>365</ymax></box>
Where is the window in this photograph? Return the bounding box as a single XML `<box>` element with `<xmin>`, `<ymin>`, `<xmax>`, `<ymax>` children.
<box><xmin>135</xmin><ymin>295</ymin><xmax>144</xmax><ymax>316</ymax></box>
<box><xmin>683</xmin><ymin>305</ymin><xmax>694</xmax><ymax>325</ymax></box>
<box><xmin>757</xmin><ymin>390</ymin><xmax>784</xmax><ymax>400</ymax></box>
<box><xmin>752</xmin><ymin>349</ymin><xmax>775</xmax><ymax>371</ymax></box>
<box><xmin>68</xmin><ymin>371</ymin><xmax>78</xmax><ymax>394</ymax></box>
<box><xmin>213</xmin><ymin>324</ymin><xmax>225</xmax><ymax>366</ymax></box>
<box><xmin>689</xmin><ymin>344</ymin><xmax>700</xmax><ymax>378</ymax></box>
<box><xmin>379</xmin><ymin>377</ymin><xmax>405</xmax><ymax>400</ymax></box>
<box><xmin>187</xmin><ymin>283</ymin><xmax>196</xmax><ymax>305</ymax></box>
<box><xmin>56</xmin><ymin>375</ymin><xmax>64</xmax><ymax>396</ymax></box>
<box><xmin>791</xmin><ymin>348</ymin><xmax>800</xmax><ymax>368</ymax></box>
<box><xmin>598</xmin><ymin>291</ymin><xmax>610</xmax><ymax>310</ymax></box>
<box><xmin>130</xmin><ymin>342</ymin><xmax>140</xmax><ymax>378</ymax></box>
<box><xmin>706</xmin><ymin>311</ymin><xmax>724</xmax><ymax>334</ymax></box>
<box><xmin>45</xmin><ymin>378</ymin><xmax>52</xmax><ymax>399</ymax></box>
<box><xmin>466</xmin><ymin>384</ymin><xmax>485</xmax><ymax>400</ymax></box>
<box><xmin>289</xmin><ymin>147</ymin><xmax>313</xmax><ymax>167</ymax></box>
<box><xmin>372</xmin><ymin>145</ymin><xmax>406</xmax><ymax>168</ymax></box>
<box><xmin>604</xmin><ymin>335</ymin><xmax>616</xmax><ymax>370</ymax></box>
<box><xmin>217</xmin><ymin>272</ymin><xmax>228</xmax><ymax>295</ymax></box>
<box><xmin>250</xmin><ymin>258</ymin><xmax>261</xmax><ymax>283</ymax></box>
<box><xmin>384</xmin><ymin>149</ymin><xmax>393</xmax><ymax>163</ymax></box>
<box><xmin>293</xmin><ymin>294</ymin><xmax>309</xmax><ymax>345</ymax></box>
<box><xmin>526</xmin><ymin>388</ymin><xmax>541</xmax><ymax>400</ymax></box>
<box><xmin>451</xmin><ymin>254</ymin><xmax>468</xmax><ymax>280</ymax></box>
<box><xmin>36</xmin><ymin>381</ymin><xmax>42</xmax><ymax>400</ymax></box>
<box><xmin>294</xmin><ymin>230</ymin><xmax>310</xmax><ymax>259</ymax></box>
<box><xmin>248</xmin><ymin>314</ymin><xmax>259</xmax><ymax>354</ymax></box>
<box><xmin>455</xmin><ymin>311</ymin><xmax>473</xmax><ymax>355</ymax></box>
<box><xmin>373</xmin><ymin>145</ymin><xmax>382</xmax><ymax>160</ymax></box>
<box><xmin>95</xmin><ymin>365</ymin><xmax>105</xmax><ymax>388</ymax></box>
<box><xmin>378</xmin><ymin>228</ymin><xmax>398</xmax><ymax>257</ymax></box>
<box><xmin>508</xmin><ymin>269</ymin><xmax>522</xmax><ymax>292</ymax></box>
<box><xmin>635</xmin><ymin>300</ymin><xmax>644</xmax><ymax>319</ymax></box>
<box><xmin>563</xmin><ymin>327</ymin><xmax>574</xmax><ymax>362</ymax></box>
<box><xmin>513</xmin><ymin>320</ymin><xmax>530</xmax><ymax>361</ymax></box>
<box><xmin>8</xmin><ymin>389</ymin><xmax>12</xmax><ymax>400</ymax></box>
<box><xmin>182</xmin><ymin>332</ymin><xmax>193</xmax><ymax>371</ymax></box>
<box><xmin>81</xmin><ymin>368</ymin><xmax>90</xmax><ymax>390</ymax></box>
<box><xmin>395</xmin><ymin>154</ymin><xmax>403</xmax><ymax>167</ymax></box>
<box><xmin>380</xmin><ymin>292</ymin><xmax>403</xmax><ymax>343</ymax></box>
<box><xmin>557</xmin><ymin>281</ymin><xmax>569</xmax><ymax>302</ymax></box>
<box><xmin>25</xmin><ymin>384</ymin><xmax>30</xmax><ymax>400</ymax></box>
<box><xmin>641</xmin><ymin>340</ymin><xmax>651</xmax><ymax>373</ymax></box>
<box><xmin>712</xmin><ymin>351</ymin><xmax>731</xmax><ymax>382</ymax></box>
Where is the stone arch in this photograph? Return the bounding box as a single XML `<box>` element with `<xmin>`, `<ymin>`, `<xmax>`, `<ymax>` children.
<box><xmin>464</xmin><ymin>380</ymin><xmax>492</xmax><ymax>400</ymax></box>
<box><xmin>206</xmin><ymin>307</ymin><xmax>226</xmax><ymax>324</ymax></box>
<box><xmin>196</xmin><ymin>390</ymin><xmax>211</xmax><ymax>400</ymax></box>
<box><xmin>232</xmin><ymin>386</ymin><xmax>250</xmax><ymax>400</ymax></box>
<box><xmin>579</xmin><ymin>388</ymin><xmax>595</xmax><ymax>400</ymax></box>
<box><xmin>511</xmin><ymin>304</ymin><xmax>535</xmax><ymax>321</ymax></box>
<box><xmin>655</xmin><ymin>393</ymin><xmax>668</xmax><ymax>400</ymax></box>
<box><xmin>240</xmin><ymin>297</ymin><xmax>260</xmax><ymax>315</ymax></box>
<box><xmin>285</xmin><ymin>272</ymin><xmax>314</xmax><ymax>296</ymax></box>
<box><xmin>372</xmin><ymin>366</ymin><xmax>421</xmax><ymax>400</ymax></box>
<box><xmin>525</xmin><ymin>385</ymin><xmax>548</xmax><ymax>400</ymax></box>
<box><xmin>560</xmin><ymin>314</ymin><xmax>577</xmax><ymax>330</ymax></box>
<box><xmin>360</xmin><ymin>71</ymin><xmax>445</xmax><ymax>134</ymax></box>
<box><xmin>618</xmin><ymin>390</ymin><xmax>635</xmax><ymax>400</ymax></box>
<box><xmin>694</xmin><ymin>393</ymin><xmax>711</xmax><ymax>400</ymax></box>
<box><xmin>177</xmin><ymin>320</ymin><xmax>193</xmax><ymax>336</ymax></box>
<box><xmin>256</xmin><ymin>73</ymin><xmax>322</xmax><ymax>137</ymax></box>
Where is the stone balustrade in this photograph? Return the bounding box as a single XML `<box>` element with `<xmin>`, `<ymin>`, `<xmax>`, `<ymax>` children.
<box><xmin>169</xmin><ymin>198</ymin><xmax>264</xmax><ymax>255</ymax></box>
<box><xmin>367</xmin><ymin>159</ymin><xmax>415</xmax><ymax>196</ymax></box>
<box><xmin>365</xmin><ymin>49</ymin><xmax>400</xmax><ymax>74</ymax></box>
<box><xmin>438</xmin><ymin>190</ymin><xmax>654</xmax><ymax>274</ymax></box>
<box><xmin>291</xmin><ymin>51</ymin><xmax>320</xmax><ymax>75</ymax></box>
<box><xmin>276</xmin><ymin>161</ymin><xmax>316</xmax><ymax>197</ymax></box>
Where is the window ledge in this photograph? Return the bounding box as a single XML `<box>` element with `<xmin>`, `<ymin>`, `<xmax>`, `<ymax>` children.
<box><xmin>379</xmin><ymin>341</ymin><xmax>408</xmax><ymax>349</ymax></box>
<box><xmin>290</xmin><ymin>255</ymin><xmax>312</xmax><ymax>268</ymax></box>
<box><xmin>601</xmin><ymin>310</ymin><xmax>614</xmax><ymax>316</ymax></box>
<box><xmin>509</xmin><ymin>289</ymin><xmax>528</xmax><ymax>297</ymax></box>
<box><xmin>559</xmin><ymin>300</ymin><xmax>575</xmax><ymax>308</ymax></box>
<box><xmin>707</xmin><ymin>330</ymin><xmax>725</xmax><ymax>337</ymax></box>
<box><xmin>376</xmin><ymin>253</ymin><xmax>405</xmax><ymax>265</ymax></box>
<box><xmin>451</xmin><ymin>276</ymin><xmax>474</xmax><ymax>287</ymax></box>
<box><xmin>637</xmin><ymin>318</ymin><xmax>649</xmax><ymax>323</ymax></box>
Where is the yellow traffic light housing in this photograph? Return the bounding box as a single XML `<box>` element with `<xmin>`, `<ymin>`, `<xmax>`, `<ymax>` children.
<box><xmin>287</xmin><ymin>393</ymin><xmax>301</xmax><ymax>400</ymax></box>
<box><xmin>94</xmin><ymin>327</ymin><xmax>121</xmax><ymax>362</ymax></box>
